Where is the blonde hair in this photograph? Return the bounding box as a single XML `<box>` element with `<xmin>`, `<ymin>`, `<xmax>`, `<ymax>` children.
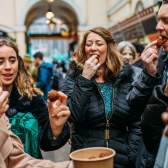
<box><xmin>0</xmin><ymin>38</ymin><xmax>43</xmax><ymax>99</ymax></box>
<box><xmin>77</xmin><ymin>27</ymin><xmax>123</xmax><ymax>79</ymax></box>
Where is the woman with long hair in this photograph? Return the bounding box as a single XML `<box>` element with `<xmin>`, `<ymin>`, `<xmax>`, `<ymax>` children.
<box><xmin>0</xmin><ymin>38</ymin><xmax>70</xmax><ymax>158</ymax></box>
<box><xmin>118</xmin><ymin>41</ymin><xmax>137</xmax><ymax>64</ymax></box>
<box><xmin>61</xmin><ymin>27</ymin><xmax>142</xmax><ymax>168</ymax></box>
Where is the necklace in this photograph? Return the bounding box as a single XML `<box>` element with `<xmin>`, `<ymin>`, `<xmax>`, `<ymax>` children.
<box><xmin>97</xmin><ymin>82</ymin><xmax>113</xmax><ymax>147</ymax></box>
<box><xmin>104</xmin><ymin>87</ymin><xmax>114</xmax><ymax>147</ymax></box>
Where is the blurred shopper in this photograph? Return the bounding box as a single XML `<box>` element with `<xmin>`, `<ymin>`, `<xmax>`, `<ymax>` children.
<box><xmin>61</xmin><ymin>27</ymin><xmax>142</xmax><ymax>168</ymax></box>
<box><xmin>0</xmin><ymin>38</ymin><xmax>70</xmax><ymax>158</ymax></box>
<box><xmin>23</xmin><ymin>54</ymin><xmax>33</xmax><ymax>73</ymax></box>
<box><xmin>51</xmin><ymin>60</ymin><xmax>60</xmax><ymax>90</ymax></box>
<box><xmin>31</xmin><ymin>62</ymin><xmax>38</xmax><ymax>82</ymax></box>
<box><xmin>66</xmin><ymin>48</ymin><xmax>79</xmax><ymax>79</ymax></box>
<box><xmin>132</xmin><ymin>42</ymin><xmax>145</xmax><ymax>68</ymax></box>
<box><xmin>118</xmin><ymin>41</ymin><xmax>137</xmax><ymax>64</ymax></box>
<box><xmin>52</xmin><ymin>61</ymin><xmax>67</xmax><ymax>90</ymax></box>
<box><xmin>33</xmin><ymin>51</ymin><xmax>53</xmax><ymax>100</ymax></box>
<box><xmin>127</xmin><ymin>0</ymin><xmax>168</xmax><ymax>167</ymax></box>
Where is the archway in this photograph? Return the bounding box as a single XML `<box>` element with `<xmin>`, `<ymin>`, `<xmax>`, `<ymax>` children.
<box><xmin>25</xmin><ymin>0</ymin><xmax>79</xmax><ymax>62</ymax></box>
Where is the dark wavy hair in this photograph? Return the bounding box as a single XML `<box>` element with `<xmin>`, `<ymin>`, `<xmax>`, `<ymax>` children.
<box><xmin>0</xmin><ymin>38</ymin><xmax>42</xmax><ymax>99</ymax></box>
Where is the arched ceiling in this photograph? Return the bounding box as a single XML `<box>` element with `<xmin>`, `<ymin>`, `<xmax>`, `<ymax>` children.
<box><xmin>25</xmin><ymin>0</ymin><xmax>79</xmax><ymax>32</ymax></box>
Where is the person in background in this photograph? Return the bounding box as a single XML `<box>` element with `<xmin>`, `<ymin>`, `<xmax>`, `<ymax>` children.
<box><xmin>0</xmin><ymin>89</ymin><xmax>72</xmax><ymax>168</ymax></box>
<box><xmin>0</xmin><ymin>38</ymin><xmax>70</xmax><ymax>158</ymax></box>
<box><xmin>33</xmin><ymin>51</ymin><xmax>53</xmax><ymax>100</ymax></box>
<box><xmin>127</xmin><ymin>0</ymin><xmax>168</xmax><ymax>167</ymax></box>
<box><xmin>132</xmin><ymin>42</ymin><xmax>145</xmax><ymax>68</ymax></box>
<box><xmin>31</xmin><ymin>61</ymin><xmax>38</xmax><ymax>83</ymax></box>
<box><xmin>23</xmin><ymin>54</ymin><xmax>33</xmax><ymax>73</ymax></box>
<box><xmin>52</xmin><ymin>61</ymin><xmax>67</xmax><ymax>90</ymax></box>
<box><xmin>61</xmin><ymin>27</ymin><xmax>142</xmax><ymax>168</ymax></box>
<box><xmin>118</xmin><ymin>41</ymin><xmax>137</xmax><ymax>64</ymax></box>
<box><xmin>65</xmin><ymin>48</ymin><xmax>79</xmax><ymax>79</ymax></box>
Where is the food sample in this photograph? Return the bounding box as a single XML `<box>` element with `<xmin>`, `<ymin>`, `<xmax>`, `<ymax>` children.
<box><xmin>88</xmin><ymin>152</ymin><xmax>111</xmax><ymax>159</ymax></box>
<box><xmin>48</xmin><ymin>90</ymin><xmax>67</xmax><ymax>104</ymax></box>
<box><xmin>99</xmin><ymin>151</ymin><xmax>111</xmax><ymax>158</ymax></box>
<box><xmin>48</xmin><ymin>90</ymin><xmax>59</xmax><ymax>102</ymax></box>
<box><xmin>157</xmin><ymin>36</ymin><xmax>167</xmax><ymax>48</ymax></box>
<box><xmin>88</xmin><ymin>156</ymin><xmax>97</xmax><ymax>159</ymax></box>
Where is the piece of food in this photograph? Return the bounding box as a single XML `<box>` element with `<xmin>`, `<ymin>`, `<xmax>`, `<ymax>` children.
<box><xmin>48</xmin><ymin>90</ymin><xmax>67</xmax><ymax>104</ymax></box>
<box><xmin>88</xmin><ymin>156</ymin><xmax>96</xmax><ymax>159</ymax></box>
<box><xmin>99</xmin><ymin>152</ymin><xmax>111</xmax><ymax>158</ymax></box>
<box><xmin>156</xmin><ymin>36</ymin><xmax>167</xmax><ymax>48</ymax></box>
<box><xmin>88</xmin><ymin>152</ymin><xmax>111</xmax><ymax>160</ymax></box>
<box><xmin>48</xmin><ymin>90</ymin><xmax>59</xmax><ymax>102</ymax></box>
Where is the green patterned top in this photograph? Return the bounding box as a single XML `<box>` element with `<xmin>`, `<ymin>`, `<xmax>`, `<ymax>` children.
<box><xmin>97</xmin><ymin>82</ymin><xmax>113</xmax><ymax>116</ymax></box>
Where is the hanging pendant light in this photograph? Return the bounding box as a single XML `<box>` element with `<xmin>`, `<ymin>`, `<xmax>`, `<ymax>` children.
<box><xmin>46</xmin><ymin>1</ymin><xmax>56</xmax><ymax>31</ymax></box>
<box><xmin>46</xmin><ymin>11</ymin><xmax>55</xmax><ymax>20</ymax></box>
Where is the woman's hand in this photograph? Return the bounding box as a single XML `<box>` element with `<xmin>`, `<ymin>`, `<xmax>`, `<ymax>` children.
<box><xmin>48</xmin><ymin>91</ymin><xmax>70</xmax><ymax>137</ymax></box>
<box><xmin>82</xmin><ymin>55</ymin><xmax>101</xmax><ymax>80</ymax></box>
<box><xmin>0</xmin><ymin>87</ymin><xmax>9</xmax><ymax>118</ymax></box>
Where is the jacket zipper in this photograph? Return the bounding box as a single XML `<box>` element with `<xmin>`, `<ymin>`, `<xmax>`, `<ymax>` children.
<box><xmin>95</xmin><ymin>82</ymin><xmax>114</xmax><ymax>148</ymax></box>
<box><xmin>105</xmin><ymin>87</ymin><xmax>114</xmax><ymax>147</ymax></box>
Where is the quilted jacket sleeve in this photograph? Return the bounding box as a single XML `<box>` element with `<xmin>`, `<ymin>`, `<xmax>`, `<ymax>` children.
<box><xmin>127</xmin><ymin>70</ymin><xmax>160</xmax><ymax>118</ymax></box>
<box><xmin>61</xmin><ymin>75</ymin><xmax>94</xmax><ymax>123</ymax></box>
<box><xmin>142</xmin><ymin>85</ymin><xmax>168</xmax><ymax>155</ymax></box>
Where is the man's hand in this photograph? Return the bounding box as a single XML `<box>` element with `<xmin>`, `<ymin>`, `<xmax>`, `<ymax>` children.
<box><xmin>141</xmin><ymin>41</ymin><xmax>159</xmax><ymax>76</ymax></box>
<box><xmin>0</xmin><ymin>87</ymin><xmax>9</xmax><ymax>117</ymax></box>
<box><xmin>164</xmin><ymin>83</ymin><xmax>168</xmax><ymax>96</ymax></box>
<box><xmin>48</xmin><ymin>91</ymin><xmax>70</xmax><ymax>137</ymax></box>
<box><xmin>82</xmin><ymin>55</ymin><xmax>101</xmax><ymax>80</ymax></box>
<box><xmin>162</xmin><ymin>108</ymin><xmax>168</xmax><ymax>136</ymax></box>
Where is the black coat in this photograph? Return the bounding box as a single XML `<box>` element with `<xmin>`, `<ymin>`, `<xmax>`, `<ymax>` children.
<box><xmin>61</xmin><ymin>64</ymin><xmax>142</xmax><ymax>168</ymax></box>
<box><xmin>7</xmin><ymin>85</ymin><xmax>70</xmax><ymax>152</ymax></box>
<box><xmin>127</xmin><ymin>50</ymin><xmax>168</xmax><ymax>156</ymax></box>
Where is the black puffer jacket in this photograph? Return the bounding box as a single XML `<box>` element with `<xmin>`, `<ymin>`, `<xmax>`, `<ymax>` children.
<box><xmin>127</xmin><ymin>51</ymin><xmax>168</xmax><ymax>156</ymax></box>
<box><xmin>61</xmin><ymin>64</ymin><xmax>142</xmax><ymax>168</ymax></box>
<box><xmin>7</xmin><ymin>85</ymin><xmax>70</xmax><ymax>153</ymax></box>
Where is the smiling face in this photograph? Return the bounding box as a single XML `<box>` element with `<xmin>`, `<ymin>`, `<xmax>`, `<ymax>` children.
<box><xmin>156</xmin><ymin>4</ymin><xmax>168</xmax><ymax>52</ymax></box>
<box><xmin>0</xmin><ymin>45</ymin><xmax>18</xmax><ymax>88</ymax></box>
<box><xmin>85</xmin><ymin>32</ymin><xmax>108</xmax><ymax>65</ymax></box>
<box><xmin>122</xmin><ymin>46</ymin><xmax>134</xmax><ymax>64</ymax></box>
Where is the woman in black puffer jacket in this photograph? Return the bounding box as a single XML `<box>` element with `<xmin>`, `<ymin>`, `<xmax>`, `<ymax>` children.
<box><xmin>61</xmin><ymin>27</ymin><xmax>142</xmax><ymax>168</ymax></box>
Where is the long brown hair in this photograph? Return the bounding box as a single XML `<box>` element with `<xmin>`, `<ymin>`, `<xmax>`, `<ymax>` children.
<box><xmin>0</xmin><ymin>38</ymin><xmax>43</xmax><ymax>99</ymax></box>
<box><xmin>77</xmin><ymin>27</ymin><xmax>123</xmax><ymax>79</ymax></box>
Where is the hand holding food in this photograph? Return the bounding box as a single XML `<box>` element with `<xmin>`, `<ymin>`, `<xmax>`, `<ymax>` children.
<box><xmin>82</xmin><ymin>55</ymin><xmax>101</xmax><ymax>80</ymax></box>
<box><xmin>141</xmin><ymin>41</ymin><xmax>159</xmax><ymax>76</ymax></box>
<box><xmin>0</xmin><ymin>87</ymin><xmax>9</xmax><ymax>117</ymax></box>
<box><xmin>48</xmin><ymin>90</ymin><xmax>70</xmax><ymax>137</ymax></box>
